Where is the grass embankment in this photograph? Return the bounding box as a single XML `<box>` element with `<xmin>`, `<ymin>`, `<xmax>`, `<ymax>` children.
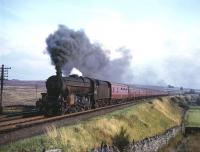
<box><xmin>185</xmin><ymin>106</ymin><xmax>200</xmax><ymax>128</ymax></box>
<box><xmin>0</xmin><ymin>96</ymin><xmax>183</xmax><ymax>152</ymax></box>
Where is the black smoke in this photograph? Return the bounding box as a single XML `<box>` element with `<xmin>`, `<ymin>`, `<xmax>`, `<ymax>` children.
<box><xmin>46</xmin><ymin>25</ymin><xmax>133</xmax><ymax>82</ymax></box>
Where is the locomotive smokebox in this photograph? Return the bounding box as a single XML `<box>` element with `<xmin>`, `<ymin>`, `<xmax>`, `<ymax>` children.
<box><xmin>56</xmin><ymin>65</ymin><xmax>62</xmax><ymax>77</ymax></box>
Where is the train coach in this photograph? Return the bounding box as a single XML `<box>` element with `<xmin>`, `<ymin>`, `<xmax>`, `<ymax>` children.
<box><xmin>36</xmin><ymin>73</ymin><xmax>168</xmax><ymax>116</ymax></box>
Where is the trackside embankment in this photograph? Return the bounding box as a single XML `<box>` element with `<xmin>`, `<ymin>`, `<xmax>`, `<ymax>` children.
<box><xmin>0</xmin><ymin>96</ymin><xmax>184</xmax><ymax>152</ymax></box>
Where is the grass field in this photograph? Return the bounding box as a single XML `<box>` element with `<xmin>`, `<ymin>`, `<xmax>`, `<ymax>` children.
<box><xmin>2</xmin><ymin>85</ymin><xmax>46</xmax><ymax>106</ymax></box>
<box><xmin>185</xmin><ymin>106</ymin><xmax>200</xmax><ymax>127</ymax></box>
<box><xmin>0</xmin><ymin>96</ymin><xmax>184</xmax><ymax>152</ymax></box>
<box><xmin>1</xmin><ymin>80</ymin><xmax>45</xmax><ymax>106</ymax></box>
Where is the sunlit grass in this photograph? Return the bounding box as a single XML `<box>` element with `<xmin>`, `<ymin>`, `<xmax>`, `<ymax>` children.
<box><xmin>0</xmin><ymin>96</ymin><xmax>184</xmax><ymax>152</ymax></box>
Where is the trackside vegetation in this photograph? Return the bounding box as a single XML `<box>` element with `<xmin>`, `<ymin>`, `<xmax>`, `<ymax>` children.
<box><xmin>0</xmin><ymin>96</ymin><xmax>184</xmax><ymax>152</ymax></box>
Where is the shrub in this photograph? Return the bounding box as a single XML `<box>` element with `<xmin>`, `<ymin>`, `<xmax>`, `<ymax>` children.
<box><xmin>112</xmin><ymin>127</ymin><xmax>130</xmax><ymax>151</ymax></box>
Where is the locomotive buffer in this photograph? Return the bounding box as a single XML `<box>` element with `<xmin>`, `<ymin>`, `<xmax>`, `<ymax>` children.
<box><xmin>0</xmin><ymin>64</ymin><xmax>11</xmax><ymax>113</ymax></box>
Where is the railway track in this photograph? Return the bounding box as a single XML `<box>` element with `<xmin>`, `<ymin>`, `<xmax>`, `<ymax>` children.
<box><xmin>0</xmin><ymin>109</ymin><xmax>40</xmax><ymax>123</ymax></box>
<box><xmin>0</xmin><ymin>115</ymin><xmax>45</xmax><ymax>129</ymax></box>
<box><xmin>0</xmin><ymin>97</ymin><xmax>160</xmax><ymax>145</ymax></box>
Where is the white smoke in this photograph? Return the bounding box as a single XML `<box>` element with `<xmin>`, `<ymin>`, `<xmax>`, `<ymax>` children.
<box><xmin>69</xmin><ymin>67</ymin><xmax>83</xmax><ymax>76</ymax></box>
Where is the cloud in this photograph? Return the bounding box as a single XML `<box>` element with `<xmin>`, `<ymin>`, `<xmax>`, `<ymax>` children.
<box><xmin>0</xmin><ymin>37</ymin><xmax>12</xmax><ymax>56</ymax></box>
<box><xmin>161</xmin><ymin>50</ymin><xmax>200</xmax><ymax>88</ymax></box>
<box><xmin>1</xmin><ymin>2</ymin><xmax>200</xmax><ymax>88</ymax></box>
<box><xmin>85</xmin><ymin>14</ymin><xmax>172</xmax><ymax>64</ymax></box>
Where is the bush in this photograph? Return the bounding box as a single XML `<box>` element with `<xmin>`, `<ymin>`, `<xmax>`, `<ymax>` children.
<box><xmin>112</xmin><ymin>127</ymin><xmax>130</xmax><ymax>151</ymax></box>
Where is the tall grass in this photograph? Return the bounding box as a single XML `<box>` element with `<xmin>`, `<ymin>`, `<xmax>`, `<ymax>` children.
<box><xmin>0</xmin><ymin>97</ymin><xmax>184</xmax><ymax>152</ymax></box>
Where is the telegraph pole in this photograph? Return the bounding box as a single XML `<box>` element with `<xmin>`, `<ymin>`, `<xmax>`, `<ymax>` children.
<box><xmin>0</xmin><ymin>64</ymin><xmax>11</xmax><ymax>113</ymax></box>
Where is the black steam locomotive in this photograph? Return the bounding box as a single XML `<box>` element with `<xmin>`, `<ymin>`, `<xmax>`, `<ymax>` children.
<box><xmin>36</xmin><ymin>69</ymin><xmax>111</xmax><ymax>115</ymax></box>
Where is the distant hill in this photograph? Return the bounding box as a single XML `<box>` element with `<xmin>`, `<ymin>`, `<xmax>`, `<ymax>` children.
<box><xmin>4</xmin><ymin>79</ymin><xmax>45</xmax><ymax>87</ymax></box>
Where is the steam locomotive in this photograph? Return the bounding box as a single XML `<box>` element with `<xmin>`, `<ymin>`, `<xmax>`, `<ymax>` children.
<box><xmin>36</xmin><ymin>68</ymin><xmax>168</xmax><ymax>116</ymax></box>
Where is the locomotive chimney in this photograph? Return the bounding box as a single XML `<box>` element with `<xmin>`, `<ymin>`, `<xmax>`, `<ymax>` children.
<box><xmin>56</xmin><ymin>65</ymin><xmax>62</xmax><ymax>77</ymax></box>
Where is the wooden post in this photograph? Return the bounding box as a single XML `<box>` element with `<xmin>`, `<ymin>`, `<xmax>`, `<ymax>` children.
<box><xmin>0</xmin><ymin>65</ymin><xmax>4</xmax><ymax>113</ymax></box>
<box><xmin>0</xmin><ymin>64</ymin><xmax>11</xmax><ymax>114</ymax></box>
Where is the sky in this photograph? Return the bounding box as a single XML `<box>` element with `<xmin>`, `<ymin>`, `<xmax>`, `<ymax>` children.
<box><xmin>0</xmin><ymin>0</ymin><xmax>200</xmax><ymax>88</ymax></box>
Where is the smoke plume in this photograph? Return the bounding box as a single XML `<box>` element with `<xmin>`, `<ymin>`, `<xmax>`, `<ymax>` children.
<box><xmin>46</xmin><ymin>25</ymin><xmax>133</xmax><ymax>82</ymax></box>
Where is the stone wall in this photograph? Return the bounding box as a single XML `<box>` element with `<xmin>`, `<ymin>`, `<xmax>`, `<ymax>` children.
<box><xmin>126</xmin><ymin>126</ymin><xmax>181</xmax><ymax>152</ymax></box>
<box><xmin>91</xmin><ymin>126</ymin><xmax>181</xmax><ymax>152</ymax></box>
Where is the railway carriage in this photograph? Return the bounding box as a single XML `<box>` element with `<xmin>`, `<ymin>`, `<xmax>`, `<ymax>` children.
<box><xmin>111</xmin><ymin>83</ymin><xmax>129</xmax><ymax>100</ymax></box>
